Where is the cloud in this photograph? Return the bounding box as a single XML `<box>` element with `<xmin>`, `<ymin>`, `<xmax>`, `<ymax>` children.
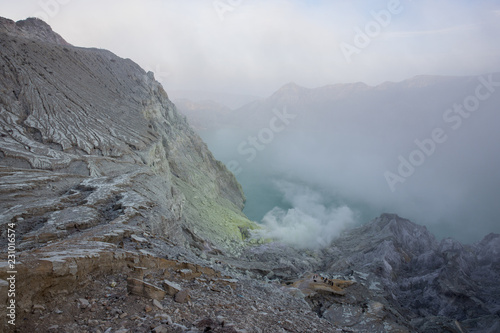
<box><xmin>202</xmin><ymin>71</ymin><xmax>500</xmax><ymax>244</ymax></box>
<box><xmin>252</xmin><ymin>180</ymin><xmax>356</xmax><ymax>249</ymax></box>
<box><xmin>386</xmin><ymin>23</ymin><xmax>480</xmax><ymax>38</ymax></box>
<box><xmin>1</xmin><ymin>0</ymin><xmax>499</xmax><ymax>96</ymax></box>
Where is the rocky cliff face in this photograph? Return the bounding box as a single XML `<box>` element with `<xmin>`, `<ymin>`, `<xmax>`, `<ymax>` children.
<box><xmin>0</xmin><ymin>17</ymin><xmax>69</xmax><ymax>46</ymax></box>
<box><xmin>0</xmin><ymin>16</ymin><xmax>254</xmax><ymax>254</ymax></box>
<box><xmin>1</xmin><ymin>17</ymin><xmax>499</xmax><ymax>333</ymax></box>
<box><xmin>0</xmin><ymin>17</ymin><xmax>260</xmax><ymax>330</ymax></box>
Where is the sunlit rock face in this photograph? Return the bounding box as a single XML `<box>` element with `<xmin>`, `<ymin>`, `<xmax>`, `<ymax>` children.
<box><xmin>0</xmin><ymin>16</ymin><xmax>255</xmax><ymax>255</ymax></box>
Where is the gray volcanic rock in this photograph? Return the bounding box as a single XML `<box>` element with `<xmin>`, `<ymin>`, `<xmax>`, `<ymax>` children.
<box><xmin>0</xmin><ymin>17</ymin><xmax>255</xmax><ymax>256</ymax></box>
<box><xmin>0</xmin><ymin>17</ymin><xmax>69</xmax><ymax>46</ymax></box>
<box><xmin>320</xmin><ymin>214</ymin><xmax>500</xmax><ymax>332</ymax></box>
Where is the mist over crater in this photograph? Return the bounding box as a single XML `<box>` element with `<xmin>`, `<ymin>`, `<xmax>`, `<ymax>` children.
<box><xmin>185</xmin><ymin>75</ymin><xmax>500</xmax><ymax>245</ymax></box>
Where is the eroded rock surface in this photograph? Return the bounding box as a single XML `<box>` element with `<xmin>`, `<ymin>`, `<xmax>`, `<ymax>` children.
<box><xmin>0</xmin><ymin>16</ymin><xmax>255</xmax><ymax>255</ymax></box>
<box><xmin>320</xmin><ymin>214</ymin><xmax>500</xmax><ymax>332</ymax></box>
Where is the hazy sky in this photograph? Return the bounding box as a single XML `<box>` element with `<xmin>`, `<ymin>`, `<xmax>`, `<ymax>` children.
<box><xmin>1</xmin><ymin>0</ymin><xmax>500</xmax><ymax>96</ymax></box>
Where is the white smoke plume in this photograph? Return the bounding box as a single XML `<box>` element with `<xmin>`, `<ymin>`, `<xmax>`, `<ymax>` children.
<box><xmin>253</xmin><ymin>181</ymin><xmax>356</xmax><ymax>249</ymax></box>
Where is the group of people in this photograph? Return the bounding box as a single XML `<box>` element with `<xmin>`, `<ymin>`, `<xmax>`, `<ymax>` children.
<box><xmin>311</xmin><ymin>274</ymin><xmax>337</xmax><ymax>287</ymax></box>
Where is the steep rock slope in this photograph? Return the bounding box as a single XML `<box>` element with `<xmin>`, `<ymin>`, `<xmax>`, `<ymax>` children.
<box><xmin>0</xmin><ymin>17</ymin><xmax>255</xmax><ymax>255</ymax></box>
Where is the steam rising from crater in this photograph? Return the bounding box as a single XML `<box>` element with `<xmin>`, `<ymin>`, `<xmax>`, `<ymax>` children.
<box><xmin>253</xmin><ymin>181</ymin><xmax>355</xmax><ymax>249</ymax></box>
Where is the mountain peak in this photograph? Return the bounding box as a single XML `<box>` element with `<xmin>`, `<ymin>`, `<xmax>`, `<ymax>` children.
<box><xmin>269</xmin><ymin>82</ymin><xmax>309</xmax><ymax>102</ymax></box>
<box><xmin>276</xmin><ymin>81</ymin><xmax>307</xmax><ymax>93</ymax></box>
<box><xmin>0</xmin><ymin>16</ymin><xmax>70</xmax><ymax>45</ymax></box>
<box><xmin>374</xmin><ymin>213</ymin><xmax>431</xmax><ymax>234</ymax></box>
<box><xmin>282</xmin><ymin>81</ymin><xmax>302</xmax><ymax>88</ymax></box>
<box><xmin>372</xmin><ymin>213</ymin><xmax>417</xmax><ymax>229</ymax></box>
<box><xmin>360</xmin><ymin>213</ymin><xmax>438</xmax><ymax>253</ymax></box>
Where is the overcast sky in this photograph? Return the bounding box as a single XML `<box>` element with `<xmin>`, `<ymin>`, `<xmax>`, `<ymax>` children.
<box><xmin>1</xmin><ymin>0</ymin><xmax>500</xmax><ymax>96</ymax></box>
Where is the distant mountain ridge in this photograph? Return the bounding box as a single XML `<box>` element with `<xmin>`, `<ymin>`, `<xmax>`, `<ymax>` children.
<box><xmin>173</xmin><ymin>98</ymin><xmax>233</xmax><ymax>131</ymax></box>
<box><xmin>170</xmin><ymin>89</ymin><xmax>260</xmax><ymax>109</ymax></box>
<box><xmin>178</xmin><ymin>73</ymin><xmax>494</xmax><ymax>131</ymax></box>
<box><xmin>181</xmin><ymin>71</ymin><xmax>500</xmax><ymax>244</ymax></box>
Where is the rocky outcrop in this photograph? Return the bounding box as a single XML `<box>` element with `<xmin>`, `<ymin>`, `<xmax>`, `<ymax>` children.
<box><xmin>0</xmin><ymin>207</ymin><xmax>340</xmax><ymax>332</ymax></box>
<box><xmin>230</xmin><ymin>214</ymin><xmax>500</xmax><ymax>332</ymax></box>
<box><xmin>0</xmin><ymin>17</ymin><xmax>256</xmax><ymax>256</ymax></box>
<box><xmin>320</xmin><ymin>214</ymin><xmax>500</xmax><ymax>332</ymax></box>
<box><xmin>0</xmin><ymin>17</ymin><xmax>69</xmax><ymax>46</ymax></box>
